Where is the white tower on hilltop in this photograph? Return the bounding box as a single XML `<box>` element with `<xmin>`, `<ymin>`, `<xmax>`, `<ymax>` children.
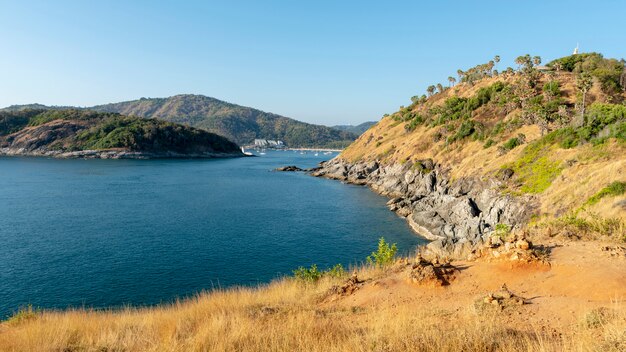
<box><xmin>573</xmin><ymin>43</ymin><xmax>579</xmax><ymax>55</ymax></box>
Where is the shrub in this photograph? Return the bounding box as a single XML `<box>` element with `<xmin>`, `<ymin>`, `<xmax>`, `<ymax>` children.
<box><xmin>366</xmin><ymin>237</ymin><xmax>398</xmax><ymax>268</ymax></box>
<box><xmin>543</xmin><ymin>80</ymin><xmax>561</xmax><ymax>97</ymax></box>
<box><xmin>6</xmin><ymin>305</ymin><xmax>39</xmax><ymax>326</ymax></box>
<box><xmin>585</xmin><ymin>181</ymin><xmax>626</xmax><ymax>206</ymax></box>
<box><xmin>293</xmin><ymin>263</ymin><xmax>347</xmax><ymax>283</ymax></box>
<box><xmin>293</xmin><ymin>264</ymin><xmax>323</xmax><ymax>283</ymax></box>
<box><xmin>494</xmin><ymin>224</ymin><xmax>511</xmax><ymax>239</ymax></box>
<box><xmin>483</xmin><ymin>139</ymin><xmax>496</xmax><ymax>148</ymax></box>
<box><xmin>325</xmin><ymin>264</ymin><xmax>346</xmax><ymax>278</ymax></box>
<box><xmin>502</xmin><ymin>137</ymin><xmax>522</xmax><ymax>150</ymax></box>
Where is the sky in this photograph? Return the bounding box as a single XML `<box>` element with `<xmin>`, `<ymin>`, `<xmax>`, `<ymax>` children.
<box><xmin>0</xmin><ymin>1</ymin><xmax>624</xmax><ymax>126</ymax></box>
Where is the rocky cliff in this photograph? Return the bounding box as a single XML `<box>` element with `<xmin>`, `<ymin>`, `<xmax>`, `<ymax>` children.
<box><xmin>311</xmin><ymin>158</ymin><xmax>535</xmax><ymax>257</ymax></box>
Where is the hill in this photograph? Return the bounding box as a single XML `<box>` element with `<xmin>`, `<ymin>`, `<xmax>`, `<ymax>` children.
<box><xmin>331</xmin><ymin>121</ymin><xmax>377</xmax><ymax>135</ymax></box>
<box><xmin>315</xmin><ymin>52</ymin><xmax>625</xmax><ymax>251</ymax></box>
<box><xmin>89</xmin><ymin>94</ymin><xmax>357</xmax><ymax>148</ymax></box>
<box><xmin>0</xmin><ymin>109</ymin><xmax>242</xmax><ymax>158</ymax></box>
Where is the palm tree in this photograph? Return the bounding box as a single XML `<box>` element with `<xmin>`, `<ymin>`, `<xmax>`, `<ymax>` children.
<box><xmin>494</xmin><ymin>55</ymin><xmax>500</xmax><ymax>72</ymax></box>
<box><xmin>448</xmin><ymin>76</ymin><xmax>456</xmax><ymax>87</ymax></box>
<box><xmin>436</xmin><ymin>83</ymin><xmax>444</xmax><ymax>93</ymax></box>
<box><xmin>532</xmin><ymin>56</ymin><xmax>542</xmax><ymax>67</ymax></box>
<box><xmin>577</xmin><ymin>72</ymin><xmax>593</xmax><ymax>119</ymax></box>
<box><xmin>426</xmin><ymin>85</ymin><xmax>436</xmax><ymax>97</ymax></box>
<box><xmin>457</xmin><ymin>69</ymin><xmax>464</xmax><ymax>82</ymax></box>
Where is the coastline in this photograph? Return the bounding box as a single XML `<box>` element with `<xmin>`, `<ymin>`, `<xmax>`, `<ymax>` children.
<box><xmin>309</xmin><ymin>157</ymin><xmax>534</xmax><ymax>257</ymax></box>
<box><xmin>0</xmin><ymin>148</ymin><xmax>245</xmax><ymax>159</ymax></box>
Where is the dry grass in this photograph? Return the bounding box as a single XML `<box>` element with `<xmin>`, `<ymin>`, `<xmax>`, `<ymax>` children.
<box><xmin>1</xmin><ymin>266</ymin><xmax>624</xmax><ymax>352</ymax></box>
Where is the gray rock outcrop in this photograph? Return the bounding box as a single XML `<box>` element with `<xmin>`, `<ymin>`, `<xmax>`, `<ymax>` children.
<box><xmin>310</xmin><ymin>158</ymin><xmax>536</xmax><ymax>258</ymax></box>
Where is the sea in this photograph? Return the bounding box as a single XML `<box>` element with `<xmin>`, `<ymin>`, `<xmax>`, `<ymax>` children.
<box><xmin>0</xmin><ymin>150</ymin><xmax>424</xmax><ymax>318</ymax></box>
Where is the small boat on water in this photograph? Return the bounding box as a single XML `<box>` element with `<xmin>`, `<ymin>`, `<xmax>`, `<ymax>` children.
<box><xmin>241</xmin><ymin>147</ymin><xmax>254</xmax><ymax>156</ymax></box>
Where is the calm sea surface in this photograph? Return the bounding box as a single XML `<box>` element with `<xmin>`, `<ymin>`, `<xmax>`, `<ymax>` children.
<box><xmin>0</xmin><ymin>151</ymin><xmax>424</xmax><ymax>317</ymax></box>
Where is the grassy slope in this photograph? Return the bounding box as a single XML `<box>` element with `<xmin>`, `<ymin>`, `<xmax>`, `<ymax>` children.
<box><xmin>1</xmin><ymin>247</ymin><xmax>624</xmax><ymax>351</ymax></box>
<box><xmin>341</xmin><ymin>72</ymin><xmax>625</xmax><ymax>223</ymax></box>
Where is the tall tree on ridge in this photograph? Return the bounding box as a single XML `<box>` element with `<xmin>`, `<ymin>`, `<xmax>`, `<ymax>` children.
<box><xmin>448</xmin><ymin>76</ymin><xmax>456</xmax><ymax>87</ymax></box>
<box><xmin>576</xmin><ymin>72</ymin><xmax>593</xmax><ymax>120</ymax></box>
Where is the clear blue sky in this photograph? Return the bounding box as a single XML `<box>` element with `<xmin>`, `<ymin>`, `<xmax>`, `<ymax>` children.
<box><xmin>0</xmin><ymin>0</ymin><xmax>624</xmax><ymax>125</ymax></box>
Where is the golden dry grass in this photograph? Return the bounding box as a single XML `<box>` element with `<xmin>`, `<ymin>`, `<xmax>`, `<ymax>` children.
<box><xmin>1</xmin><ymin>263</ymin><xmax>624</xmax><ymax>352</ymax></box>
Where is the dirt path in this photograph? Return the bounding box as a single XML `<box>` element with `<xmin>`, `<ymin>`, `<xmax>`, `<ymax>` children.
<box><xmin>330</xmin><ymin>240</ymin><xmax>626</xmax><ymax>332</ymax></box>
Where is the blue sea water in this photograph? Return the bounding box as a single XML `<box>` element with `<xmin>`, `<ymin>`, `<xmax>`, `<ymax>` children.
<box><xmin>0</xmin><ymin>151</ymin><xmax>424</xmax><ymax>318</ymax></box>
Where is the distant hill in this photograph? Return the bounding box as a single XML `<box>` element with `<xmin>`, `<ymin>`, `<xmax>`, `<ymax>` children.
<box><xmin>331</xmin><ymin>121</ymin><xmax>377</xmax><ymax>135</ymax></box>
<box><xmin>89</xmin><ymin>95</ymin><xmax>357</xmax><ymax>148</ymax></box>
<box><xmin>0</xmin><ymin>109</ymin><xmax>242</xmax><ymax>158</ymax></box>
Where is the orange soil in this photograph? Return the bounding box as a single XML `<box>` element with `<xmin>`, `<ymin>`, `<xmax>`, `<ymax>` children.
<box><xmin>330</xmin><ymin>240</ymin><xmax>626</xmax><ymax>332</ymax></box>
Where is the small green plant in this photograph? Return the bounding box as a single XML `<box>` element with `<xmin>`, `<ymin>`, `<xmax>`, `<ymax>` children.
<box><xmin>293</xmin><ymin>264</ymin><xmax>323</xmax><ymax>283</ymax></box>
<box><xmin>483</xmin><ymin>138</ymin><xmax>496</xmax><ymax>148</ymax></box>
<box><xmin>325</xmin><ymin>264</ymin><xmax>346</xmax><ymax>278</ymax></box>
<box><xmin>502</xmin><ymin>134</ymin><xmax>525</xmax><ymax>151</ymax></box>
<box><xmin>585</xmin><ymin>181</ymin><xmax>626</xmax><ymax>206</ymax></box>
<box><xmin>6</xmin><ymin>305</ymin><xmax>38</xmax><ymax>326</ymax></box>
<box><xmin>293</xmin><ymin>263</ymin><xmax>347</xmax><ymax>283</ymax></box>
<box><xmin>366</xmin><ymin>237</ymin><xmax>398</xmax><ymax>268</ymax></box>
<box><xmin>494</xmin><ymin>223</ymin><xmax>511</xmax><ymax>239</ymax></box>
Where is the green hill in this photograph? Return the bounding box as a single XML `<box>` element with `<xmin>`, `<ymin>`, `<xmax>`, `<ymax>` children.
<box><xmin>0</xmin><ymin>109</ymin><xmax>242</xmax><ymax>158</ymax></box>
<box><xmin>331</xmin><ymin>121</ymin><xmax>377</xmax><ymax>135</ymax></box>
<box><xmin>90</xmin><ymin>94</ymin><xmax>357</xmax><ymax>148</ymax></box>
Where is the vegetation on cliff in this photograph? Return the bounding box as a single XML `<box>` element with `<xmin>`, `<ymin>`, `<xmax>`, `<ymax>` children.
<box><xmin>0</xmin><ymin>109</ymin><xmax>241</xmax><ymax>156</ymax></box>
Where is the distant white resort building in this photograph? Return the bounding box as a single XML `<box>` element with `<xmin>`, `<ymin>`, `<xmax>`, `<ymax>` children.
<box><xmin>254</xmin><ymin>139</ymin><xmax>285</xmax><ymax>148</ymax></box>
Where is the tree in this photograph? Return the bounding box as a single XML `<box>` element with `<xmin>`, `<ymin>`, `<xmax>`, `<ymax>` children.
<box><xmin>488</xmin><ymin>60</ymin><xmax>495</xmax><ymax>75</ymax></box>
<box><xmin>411</xmin><ymin>96</ymin><xmax>420</xmax><ymax>104</ymax></box>
<box><xmin>494</xmin><ymin>55</ymin><xmax>501</xmax><ymax>72</ymax></box>
<box><xmin>457</xmin><ymin>69</ymin><xmax>464</xmax><ymax>81</ymax></box>
<box><xmin>620</xmin><ymin>66</ymin><xmax>626</xmax><ymax>92</ymax></box>
<box><xmin>532</xmin><ymin>56</ymin><xmax>542</xmax><ymax>66</ymax></box>
<box><xmin>426</xmin><ymin>85</ymin><xmax>436</xmax><ymax>97</ymax></box>
<box><xmin>515</xmin><ymin>54</ymin><xmax>532</xmax><ymax>72</ymax></box>
<box><xmin>436</xmin><ymin>83</ymin><xmax>444</xmax><ymax>93</ymax></box>
<box><xmin>448</xmin><ymin>76</ymin><xmax>456</xmax><ymax>87</ymax></box>
<box><xmin>576</xmin><ymin>72</ymin><xmax>593</xmax><ymax>119</ymax></box>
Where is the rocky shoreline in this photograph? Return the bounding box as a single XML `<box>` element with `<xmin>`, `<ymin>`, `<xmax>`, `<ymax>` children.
<box><xmin>308</xmin><ymin>157</ymin><xmax>537</xmax><ymax>258</ymax></box>
<box><xmin>0</xmin><ymin>147</ymin><xmax>245</xmax><ymax>159</ymax></box>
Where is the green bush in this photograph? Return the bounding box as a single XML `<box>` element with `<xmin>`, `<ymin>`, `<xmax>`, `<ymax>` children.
<box><xmin>502</xmin><ymin>137</ymin><xmax>522</xmax><ymax>150</ymax></box>
<box><xmin>6</xmin><ymin>305</ymin><xmax>39</xmax><ymax>326</ymax></box>
<box><xmin>494</xmin><ymin>224</ymin><xmax>511</xmax><ymax>239</ymax></box>
<box><xmin>293</xmin><ymin>263</ymin><xmax>347</xmax><ymax>283</ymax></box>
<box><xmin>293</xmin><ymin>264</ymin><xmax>323</xmax><ymax>283</ymax></box>
<box><xmin>366</xmin><ymin>237</ymin><xmax>398</xmax><ymax>268</ymax></box>
<box><xmin>483</xmin><ymin>139</ymin><xmax>496</xmax><ymax>148</ymax></box>
<box><xmin>542</xmin><ymin>80</ymin><xmax>561</xmax><ymax>97</ymax></box>
<box><xmin>585</xmin><ymin>181</ymin><xmax>626</xmax><ymax>206</ymax></box>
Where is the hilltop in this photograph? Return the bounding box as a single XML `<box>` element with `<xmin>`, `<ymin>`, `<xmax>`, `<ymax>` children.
<box><xmin>331</xmin><ymin>121</ymin><xmax>377</xmax><ymax>135</ymax></box>
<box><xmin>0</xmin><ymin>109</ymin><xmax>242</xmax><ymax>158</ymax></box>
